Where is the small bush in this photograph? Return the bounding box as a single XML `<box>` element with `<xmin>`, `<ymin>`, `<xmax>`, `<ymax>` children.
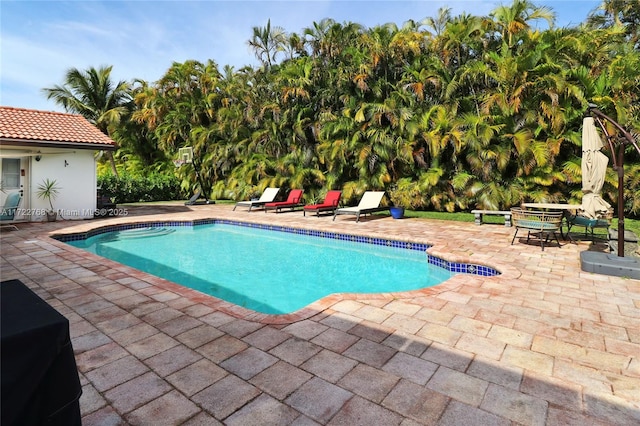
<box><xmin>98</xmin><ymin>172</ymin><xmax>184</xmax><ymax>203</ymax></box>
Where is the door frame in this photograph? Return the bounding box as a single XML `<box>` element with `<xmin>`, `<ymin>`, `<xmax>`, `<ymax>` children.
<box><xmin>1</xmin><ymin>156</ymin><xmax>30</xmax><ymax>221</ymax></box>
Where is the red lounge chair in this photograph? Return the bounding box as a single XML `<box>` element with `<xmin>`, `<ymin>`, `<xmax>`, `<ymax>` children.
<box><xmin>303</xmin><ymin>190</ymin><xmax>342</xmax><ymax>217</ymax></box>
<box><xmin>264</xmin><ymin>189</ymin><xmax>304</xmax><ymax>213</ymax></box>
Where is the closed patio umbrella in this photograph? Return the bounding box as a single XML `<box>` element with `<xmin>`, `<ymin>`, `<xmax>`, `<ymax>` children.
<box><xmin>580</xmin><ymin>117</ymin><xmax>611</xmax><ymax>219</ymax></box>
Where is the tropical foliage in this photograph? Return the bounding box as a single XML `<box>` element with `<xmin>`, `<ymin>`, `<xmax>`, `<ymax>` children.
<box><xmin>97</xmin><ymin>172</ymin><xmax>182</xmax><ymax>203</ymax></box>
<box><xmin>44</xmin><ymin>0</ymin><xmax>640</xmax><ymax>214</ymax></box>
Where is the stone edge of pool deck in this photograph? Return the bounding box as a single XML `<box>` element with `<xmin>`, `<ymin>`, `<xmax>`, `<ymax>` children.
<box><xmin>1</xmin><ymin>202</ymin><xmax>639</xmax><ymax>425</ymax></box>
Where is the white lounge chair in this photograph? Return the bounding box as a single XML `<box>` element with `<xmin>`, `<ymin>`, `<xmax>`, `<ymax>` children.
<box><xmin>333</xmin><ymin>191</ymin><xmax>387</xmax><ymax>222</ymax></box>
<box><xmin>233</xmin><ymin>187</ymin><xmax>280</xmax><ymax>211</ymax></box>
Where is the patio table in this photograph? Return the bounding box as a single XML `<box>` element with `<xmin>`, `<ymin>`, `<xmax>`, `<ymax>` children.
<box><xmin>521</xmin><ymin>203</ymin><xmax>582</xmax><ymax>210</ymax></box>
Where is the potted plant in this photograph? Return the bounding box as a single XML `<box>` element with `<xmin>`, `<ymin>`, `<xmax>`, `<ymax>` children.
<box><xmin>36</xmin><ymin>178</ymin><xmax>61</xmax><ymax>222</ymax></box>
<box><xmin>388</xmin><ymin>178</ymin><xmax>420</xmax><ymax>219</ymax></box>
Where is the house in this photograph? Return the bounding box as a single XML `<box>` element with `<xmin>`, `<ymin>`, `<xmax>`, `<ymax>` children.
<box><xmin>0</xmin><ymin>106</ymin><xmax>116</xmax><ymax>221</ymax></box>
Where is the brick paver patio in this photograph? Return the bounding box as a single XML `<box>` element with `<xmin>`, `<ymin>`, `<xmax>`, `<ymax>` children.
<box><xmin>1</xmin><ymin>203</ymin><xmax>638</xmax><ymax>425</ymax></box>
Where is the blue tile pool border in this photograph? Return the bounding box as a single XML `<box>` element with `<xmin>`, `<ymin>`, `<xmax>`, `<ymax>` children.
<box><xmin>53</xmin><ymin>219</ymin><xmax>501</xmax><ymax>277</ymax></box>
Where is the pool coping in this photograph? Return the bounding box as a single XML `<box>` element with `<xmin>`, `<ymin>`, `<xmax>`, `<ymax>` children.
<box><xmin>47</xmin><ymin>216</ymin><xmax>507</xmax><ymax>324</ymax></box>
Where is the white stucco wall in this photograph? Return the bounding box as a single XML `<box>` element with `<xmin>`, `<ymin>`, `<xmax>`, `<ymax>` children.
<box><xmin>29</xmin><ymin>150</ymin><xmax>97</xmax><ymax>221</ymax></box>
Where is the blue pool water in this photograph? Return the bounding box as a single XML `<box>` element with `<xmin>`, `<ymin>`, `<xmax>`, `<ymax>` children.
<box><xmin>66</xmin><ymin>223</ymin><xmax>456</xmax><ymax>314</ymax></box>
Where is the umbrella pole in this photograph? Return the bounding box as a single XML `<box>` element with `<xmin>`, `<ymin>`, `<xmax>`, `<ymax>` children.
<box><xmin>616</xmin><ymin>146</ymin><xmax>625</xmax><ymax>257</ymax></box>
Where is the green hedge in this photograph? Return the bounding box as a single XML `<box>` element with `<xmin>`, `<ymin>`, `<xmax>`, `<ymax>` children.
<box><xmin>98</xmin><ymin>172</ymin><xmax>184</xmax><ymax>203</ymax></box>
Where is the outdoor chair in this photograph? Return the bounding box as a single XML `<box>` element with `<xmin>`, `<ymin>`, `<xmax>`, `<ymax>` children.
<box><xmin>0</xmin><ymin>192</ymin><xmax>22</xmax><ymax>231</ymax></box>
<box><xmin>333</xmin><ymin>191</ymin><xmax>387</xmax><ymax>222</ymax></box>
<box><xmin>233</xmin><ymin>188</ymin><xmax>280</xmax><ymax>211</ymax></box>
<box><xmin>510</xmin><ymin>207</ymin><xmax>563</xmax><ymax>251</ymax></box>
<box><xmin>303</xmin><ymin>190</ymin><xmax>342</xmax><ymax>217</ymax></box>
<box><xmin>564</xmin><ymin>211</ymin><xmax>611</xmax><ymax>242</ymax></box>
<box><xmin>264</xmin><ymin>189</ymin><xmax>304</xmax><ymax>213</ymax></box>
<box><xmin>95</xmin><ymin>188</ymin><xmax>117</xmax><ymax>217</ymax></box>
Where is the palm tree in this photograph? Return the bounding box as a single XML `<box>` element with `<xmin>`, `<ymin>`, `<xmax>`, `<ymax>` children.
<box><xmin>42</xmin><ymin>65</ymin><xmax>132</xmax><ymax>176</ymax></box>
<box><xmin>437</xmin><ymin>13</ymin><xmax>486</xmax><ymax>69</ymax></box>
<box><xmin>131</xmin><ymin>60</ymin><xmax>225</xmax><ymax>199</ymax></box>
<box><xmin>248</xmin><ymin>19</ymin><xmax>287</xmax><ymax>68</ymax></box>
<box><xmin>303</xmin><ymin>18</ymin><xmax>336</xmax><ymax>58</ymax></box>
<box><xmin>588</xmin><ymin>0</ymin><xmax>640</xmax><ymax>48</ymax></box>
<box><xmin>60</xmin><ymin>1</ymin><xmax>638</xmax><ymax>213</ymax></box>
<box><xmin>424</xmin><ymin>7</ymin><xmax>452</xmax><ymax>36</ymax></box>
<box><xmin>282</xmin><ymin>32</ymin><xmax>306</xmax><ymax>61</ymax></box>
<box><xmin>489</xmin><ymin>0</ymin><xmax>555</xmax><ymax>49</ymax></box>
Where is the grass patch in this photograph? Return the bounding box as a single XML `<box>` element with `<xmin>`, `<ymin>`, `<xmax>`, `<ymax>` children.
<box><xmin>404</xmin><ymin>210</ymin><xmax>505</xmax><ymax>224</ymax></box>
<box><xmin>610</xmin><ymin>218</ymin><xmax>640</xmax><ymax>237</ymax></box>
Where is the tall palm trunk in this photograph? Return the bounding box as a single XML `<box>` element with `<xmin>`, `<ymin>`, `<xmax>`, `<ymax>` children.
<box><xmin>106</xmin><ymin>147</ymin><xmax>119</xmax><ymax>178</ymax></box>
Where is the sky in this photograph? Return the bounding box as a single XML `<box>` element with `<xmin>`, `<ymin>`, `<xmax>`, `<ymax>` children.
<box><xmin>1</xmin><ymin>0</ymin><xmax>602</xmax><ymax>113</ymax></box>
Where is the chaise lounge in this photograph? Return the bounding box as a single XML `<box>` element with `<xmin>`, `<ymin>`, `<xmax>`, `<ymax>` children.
<box><xmin>303</xmin><ymin>190</ymin><xmax>342</xmax><ymax>217</ymax></box>
<box><xmin>333</xmin><ymin>191</ymin><xmax>387</xmax><ymax>222</ymax></box>
<box><xmin>264</xmin><ymin>189</ymin><xmax>304</xmax><ymax>213</ymax></box>
<box><xmin>563</xmin><ymin>211</ymin><xmax>611</xmax><ymax>242</ymax></box>
<box><xmin>233</xmin><ymin>187</ymin><xmax>280</xmax><ymax>212</ymax></box>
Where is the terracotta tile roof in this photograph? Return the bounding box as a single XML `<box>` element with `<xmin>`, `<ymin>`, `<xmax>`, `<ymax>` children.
<box><xmin>0</xmin><ymin>106</ymin><xmax>116</xmax><ymax>148</ymax></box>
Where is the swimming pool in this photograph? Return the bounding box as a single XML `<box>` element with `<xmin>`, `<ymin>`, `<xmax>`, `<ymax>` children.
<box><xmin>60</xmin><ymin>221</ymin><xmax>499</xmax><ymax>314</ymax></box>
